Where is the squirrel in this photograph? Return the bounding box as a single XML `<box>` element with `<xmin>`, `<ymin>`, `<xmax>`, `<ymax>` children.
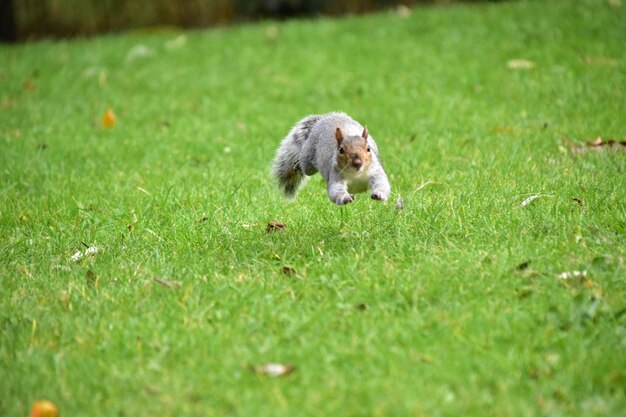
<box><xmin>272</xmin><ymin>112</ymin><xmax>391</xmax><ymax>205</ymax></box>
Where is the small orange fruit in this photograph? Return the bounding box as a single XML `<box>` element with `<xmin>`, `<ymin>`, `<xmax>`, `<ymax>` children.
<box><xmin>102</xmin><ymin>109</ymin><xmax>117</xmax><ymax>127</ymax></box>
<box><xmin>30</xmin><ymin>400</ymin><xmax>59</xmax><ymax>417</ymax></box>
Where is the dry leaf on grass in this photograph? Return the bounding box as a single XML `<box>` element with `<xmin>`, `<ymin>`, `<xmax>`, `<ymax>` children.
<box><xmin>586</xmin><ymin>138</ymin><xmax>626</xmax><ymax>147</ymax></box>
<box><xmin>250</xmin><ymin>363</ymin><xmax>295</xmax><ymax>377</ymax></box>
<box><xmin>266</xmin><ymin>221</ymin><xmax>286</xmax><ymax>233</ymax></box>
<box><xmin>282</xmin><ymin>266</ymin><xmax>296</xmax><ymax>276</ymax></box>
<box><xmin>562</xmin><ymin>136</ymin><xmax>626</xmax><ymax>153</ymax></box>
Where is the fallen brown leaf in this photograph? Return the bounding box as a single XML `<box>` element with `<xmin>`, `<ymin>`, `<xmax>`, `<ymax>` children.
<box><xmin>282</xmin><ymin>266</ymin><xmax>296</xmax><ymax>276</ymax></box>
<box><xmin>562</xmin><ymin>136</ymin><xmax>626</xmax><ymax>153</ymax></box>
<box><xmin>586</xmin><ymin>138</ymin><xmax>626</xmax><ymax>147</ymax></box>
<box><xmin>266</xmin><ymin>221</ymin><xmax>286</xmax><ymax>233</ymax></box>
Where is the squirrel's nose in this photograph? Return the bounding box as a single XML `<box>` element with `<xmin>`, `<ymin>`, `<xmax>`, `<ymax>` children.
<box><xmin>352</xmin><ymin>158</ymin><xmax>363</xmax><ymax>170</ymax></box>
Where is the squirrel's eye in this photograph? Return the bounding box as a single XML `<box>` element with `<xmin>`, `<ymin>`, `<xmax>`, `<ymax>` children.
<box><xmin>338</xmin><ymin>147</ymin><xmax>345</xmax><ymax>154</ymax></box>
<box><xmin>367</xmin><ymin>146</ymin><xmax>371</xmax><ymax>152</ymax></box>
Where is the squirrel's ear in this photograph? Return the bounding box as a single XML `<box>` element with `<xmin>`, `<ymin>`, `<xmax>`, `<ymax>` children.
<box><xmin>362</xmin><ymin>126</ymin><xmax>369</xmax><ymax>140</ymax></box>
<box><xmin>335</xmin><ymin>127</ymin><xmax>344</xmax><ymax>145</ymax></box>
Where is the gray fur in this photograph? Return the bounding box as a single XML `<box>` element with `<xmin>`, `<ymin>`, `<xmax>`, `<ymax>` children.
<box><xmin>272</xmin><ymin>112</ymin><xmax>391</xmax><ymax>204</ymax></box>
<box><xmin>271</xmin><ymin>114</ymin><xmax>321</xmax><ymax>198</ymax></box>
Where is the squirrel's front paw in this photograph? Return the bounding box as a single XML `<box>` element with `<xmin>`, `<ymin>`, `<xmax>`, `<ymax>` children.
<box><xmin>335</xmin><ymin>193</ymin><xmax>354</xmax><ymax>205</ymax></box>
<box><xmin>371</xmin><ymin>191</ymin><xmax>389</xmax><ymax>201</ymax></box>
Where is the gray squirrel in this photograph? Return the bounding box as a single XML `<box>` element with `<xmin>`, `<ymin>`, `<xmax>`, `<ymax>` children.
<box><xmin>272</xmin><ymin>112</ymin><xmax>391</xmax><ymax>205</ymax></box>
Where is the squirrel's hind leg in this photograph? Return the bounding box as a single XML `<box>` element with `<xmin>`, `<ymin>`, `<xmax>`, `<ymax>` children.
<box><xmin>279</xmin><ymin>161</ymin><xmax>307</xmax><ymax>199</ymax></box>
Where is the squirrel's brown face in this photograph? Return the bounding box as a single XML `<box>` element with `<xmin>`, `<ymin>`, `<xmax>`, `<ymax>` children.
<box><xmin>335</xmin><ymin>127</ymin><xmax>372</xmax><ymax>172</ymax></box>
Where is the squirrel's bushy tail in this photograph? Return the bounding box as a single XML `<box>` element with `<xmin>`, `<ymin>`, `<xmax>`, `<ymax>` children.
<box><xmin>272</xmin><ymin>115</ymin><xmax>320</xmax><ymax>198</ymax></box>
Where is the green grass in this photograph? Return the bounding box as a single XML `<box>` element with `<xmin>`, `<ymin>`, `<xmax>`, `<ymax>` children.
<box><xmin>2</xmin><ymin>0</ymin><xmax>625</xmax><ymax>416</ymax></box>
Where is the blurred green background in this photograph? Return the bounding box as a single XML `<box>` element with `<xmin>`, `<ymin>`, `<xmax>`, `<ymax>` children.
<box><xmin>3</xmin><ymin>0</ymin><xmax>503</xmax><ymax>41</ymax></box>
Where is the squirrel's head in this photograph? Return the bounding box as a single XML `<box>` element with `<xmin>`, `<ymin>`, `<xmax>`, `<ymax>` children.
<box><xmin>335</xmin><ymin>127</ymin><xmax>372</xmax><ymax>172</ymax></box>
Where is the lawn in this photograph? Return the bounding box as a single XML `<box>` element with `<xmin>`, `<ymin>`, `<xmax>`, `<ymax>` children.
<box><xmin>1</xmin><ymin>0</ymin><xmax>625</xmax><ymax>416</ymax></box>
